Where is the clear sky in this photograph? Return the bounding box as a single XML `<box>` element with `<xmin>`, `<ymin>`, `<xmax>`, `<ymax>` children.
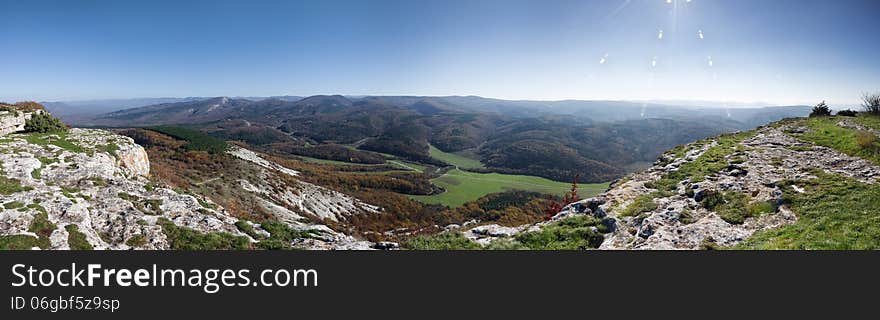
<box><xmin>1</xmin><ymin>0</ymin><xmax>878</xmax><ymax>106</ymax></box>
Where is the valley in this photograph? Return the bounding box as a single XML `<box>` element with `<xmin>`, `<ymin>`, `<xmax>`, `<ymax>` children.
<box><xmin>2</xmin><ymin>97</ymin><xmax>840</xmax><ymax>250</ymax></box>
<box><xmin>410</xmin><ymin>169</ymin><xmax>608</xmax><ymax>207</ymax></box>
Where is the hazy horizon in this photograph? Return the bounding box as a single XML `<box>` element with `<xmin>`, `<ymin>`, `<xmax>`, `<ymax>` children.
<box><xmin>2</xmin><ymin>0</ymin><xmax>878</xmax><ymax>105</ymax></box>
<box><xmin>27</xmin><ymin>94</ymin><xmax>818</xmax><ymax>109</ymax></box>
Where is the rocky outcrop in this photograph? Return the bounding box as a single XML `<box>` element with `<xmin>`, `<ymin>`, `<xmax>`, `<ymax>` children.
<box><xmin>0</xmin><ymin>128</ymin><xmax>247</xmax><ymax>249</ymax></box>
<box><xmin>228</xmin><ymin>146</ymin><xmax>380</xmax><ymax>223</ymax></box>
<box><xmin>0</xmin><ymin>109</ymin><xmax>41</xmax><ymax>135</ymax></box>
<box><xmin>0</xmin><ymin>126</ymin><xmax>379</xmax><ymax>250</ymax></box>
<box><xmin>474</xmin><ymin>120</ymin><xmax>880</xmax><ymax>250</ymax></box>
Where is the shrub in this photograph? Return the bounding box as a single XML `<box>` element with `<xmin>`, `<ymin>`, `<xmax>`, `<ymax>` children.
<box><xmin>254</xmin><ymin>221</ymin><xmax>315</xmax><ymax>250</ymax></box>
<box><xmin>147</xmin><ymin>126</ymin><xmax>229</xmax><ymax>154</ymax></box>
<box><xmin>856</xmin><ymin>131</ymin><xmax>878</xmax><ymax>151</ymax></box>
<box><xmin>514</xmin><ymin>215</ymin><xmax>605</xmax><ymax>250</ymax></box>
<box><xmin>837</xmin><ymin>109</ymin><xmax>858</xmax><ymax>117</ymax></box>
<box><xmin>23</xmin><ymin>112</ymin><xmax>68</xmax><ymax>134</ymax></box>
<box><xmin>863</xmin><ymin>92</ymin><xmax>880</xmax><ymax>115</ymax></box>
<box><xmin>403</xmin><ymin>232</ymin><xmax>481</xmax><ymax>250</ymax></box>
<box><xmin>12</xmin><ymin>101</ymin><xmax>46</xmax><ymax>111</ymax></box>
<box><xmin>809</xmin><ymin>101</ymin><xmax>832</xmax><ymax>117</ymax></box>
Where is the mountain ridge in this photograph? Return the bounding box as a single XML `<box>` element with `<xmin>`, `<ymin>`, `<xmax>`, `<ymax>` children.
<box><xmin>69</xmin><ymin>95</ymin><xmax>810</xmax><ymax>183</ymax></box>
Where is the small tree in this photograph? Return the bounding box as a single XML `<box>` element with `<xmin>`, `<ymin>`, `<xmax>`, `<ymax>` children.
<box><xmin>837</xmin><ymin>109</ymin><xmax>858</xmax><ymax>117</ymax></box>
<box><xmin>862</xmin><ymin>92</ymin><xmax>880</xmax><ymax>116</ymax></box>
<box><xmin>809</xmin><ymin>101</ymin><xmax>832</xmax><ymax>117</ymax></box>
<box><xmin>544</xmin><ymin>174</ymin><xmax>580</xmax><ymax>220</ymax></box>
<box><xmin>23</xmin><ymin>112</ymin><xmax>68</xmax><ymax>134</ymax></box>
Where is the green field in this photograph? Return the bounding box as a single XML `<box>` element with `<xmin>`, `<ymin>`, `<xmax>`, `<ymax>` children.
<box><xmin>299</xmin><ymin>155</ymin><xmax>426</xmax><ymax>173</ymax></box>
<box><xmin>410</xmin><ymin>169</ymin><xmax>609</xmax><ymax>207</ymax></box>
<box><xmin>428</xmin><ymin>144</ymin><xmax>485</xmax><ymax>169</ymax></box>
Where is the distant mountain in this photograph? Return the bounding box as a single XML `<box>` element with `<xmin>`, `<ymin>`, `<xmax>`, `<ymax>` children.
<box><xmin>73</xmin><ymin>95</ymin><xmax>811</xmax><ymax>182</ymax></box>
<box><xmin>41</xmin><ymin>97</ymin><xmax>209</xmax><ymax>125</ymax></box>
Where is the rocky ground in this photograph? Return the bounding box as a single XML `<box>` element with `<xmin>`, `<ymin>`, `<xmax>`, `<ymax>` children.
<box><xmin>0</xmin><ymin>126</ymin><xmax>379</xmax><ymax>250</ymax></box>
<box><xmin>461</xmin><ymin>119</ymin><xmax>880</xmax><ymax>250</ymax></box>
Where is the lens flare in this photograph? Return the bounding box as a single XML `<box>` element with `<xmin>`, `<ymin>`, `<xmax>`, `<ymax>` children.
<box><xmin>658</xmin><ymin>29</ymin><xmax>664</xmax><ymax>40</ymax></box>
<box><xmin>698</xmin><ymin>30</ymin><xmax>704</xmax><ymax>39</ymax></box>
<box><xmin>599</xmin><ymin>53</ymin><xmax>609</xmax><ymax>64</ymax></box>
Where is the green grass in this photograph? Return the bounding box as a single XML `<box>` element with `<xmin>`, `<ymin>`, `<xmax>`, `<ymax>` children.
<box><xmin>3</xmin><ymin>201</ymin><xmax>25</xmax><ymax>210</ymax></box>
<box><xmin>27</xmin><ymin>205</ymin><xmax>55</xmax><ymax>249</ymax></box>
<box><xmin>20</xmin><ymin>132</ymin><xmax>86</xmax><ymax>153</ymax></box>
<box><xmin>619</xmin><ymin>193</ymin><xmax>659</xmax><ymax>217</ymax></box>
<box><xmin>387</xmin><ymin>160</ymin><xmax>427</xmax><ymax>173</ymax></box>
<box><xmin>125</xmin><ymin>234</ymin><xmax>148</xmax><ymax>248</ymax></box>
<box><xmin>0</xmin><ymin>163</ymin><xmax>34</xmax><ymax>195</ymax></box>
<box><xmin>157</xmin><ymin>218</ymin><xmax>250</xmax><ymax>250</ymax></box>
<box><xmin>649</xmin><ymin>131</ymin><xmax>755</xmax><ymax>193</ymax></box>
<box><xmin>428</xmin><ymin>144</ymin><xmax>485</xmax><ymax>169</ymax></box>
<box><xmin>300</xmin><ymin>155</ymin><xmax>427</xmax><ymax>173</ymax></box>
<box><xmin>795</xmin><ymin>116</ymin><xmax>880</xmax><ymax>164</ymax></box>
<box><xmin>410</xmin><ymin>169</ymin><xmax>608</xmax><ymax>207</ymax></box>
<box><xmin>98</xmin><ymin>143</ymin><xmax>119</xmax><ymax>158</ymax></box>
<box><xmin>0</xmin><ymin>234</ymin><xmax>45</xmax><ymax>249</ymax></box>
<box><xmin>404</xmin><ymin>215</ymin><xmax>607</xmax><ymax>250</ymax></box>
<box><xmin>852</xmin><ymin>114</ymin><xmax>880</xmax><ymax>131</ymax></box>
<box><xmin>403</xmin><ymin>232</ymin><xmax>482</xmax><ymax>250</ymax></box>
<box><xmin>513</xmin><ymin>215</ymin><xmax>606</xmax><ymax>250</ymax></box>
<box><xmin>255</xmin><ymin>221</ymin><xmax>318</xmax><ymax>250</ymax></box>
<box><xmin>736</xmin><ymin>171</ymin><xmax>880</xmax><ymax>249</ymax></box>
<box><xmin>235</xmin><ymin>220</ymin><xmax>263</xmax><ymax>240</ymax></box>
<box><xmin>699</xmin><ymin>191</ymin><xmax>774</xmax><ymax>225</ymax></box>
<box><xmin>65</xmin><ymin>225</ymin><xmax>93</xmax><ymax>250</ymax></box>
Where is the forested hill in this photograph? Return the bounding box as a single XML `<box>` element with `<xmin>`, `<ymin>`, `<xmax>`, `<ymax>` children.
<box><xmin>73</xmin><ymin>95</ymin><xmax>809</xmax><ymax>183</ymax></box>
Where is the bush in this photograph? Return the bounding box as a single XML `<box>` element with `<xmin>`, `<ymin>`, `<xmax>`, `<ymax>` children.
<box><xmin>12</xmin><ymin>101</ymin><xmax>46</xmax><ymax>111</ymax></box>
<box><xmin>863</xmin><ymin>92</ymin><xmax>880</xmax><ymax>115</ymax></box>
<box><xmin>837</xmin><ymin>109</ymin><xmax>858</xmax><ymax>117</ymax></box>
<box><xmin>23</xmin><ymin>112</ymin><xmax>68</xmax><ymax>133</ymax></box>
<box><xmin>514</xmin><ymin>215</ymin><xmax>605</xmax><ymax>250</ymax></box>
<box><xmin>147</xmin><ymin>126</ymin><xmax>229</xmax><ymax>154</ymax></box>
<box><xmin>809</xmin><ymin>101</ymin><xmax>832</xmax><ymax>117</ymax></box>
<box><xmin>403</xmin><ymin>232</ymin><xmax>482</xmax><ymax>250</ymax></box>
<box><xmin>856</xmin><ymin>131</ymin><xmax>878</xmax><ymax>151</ymax></box>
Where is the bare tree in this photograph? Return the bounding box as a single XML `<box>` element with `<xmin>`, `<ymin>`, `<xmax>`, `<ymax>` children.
<box><xmin>863</xmin><ymin>92</ymin><xmax>880</xmax><ymax>115</ymax></box>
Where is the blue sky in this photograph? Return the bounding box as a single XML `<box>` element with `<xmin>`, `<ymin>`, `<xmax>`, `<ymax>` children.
<box><xmin>1</xmin><ymin>0</ymin><xmax>878</xmax><ymax>106</ymax></box>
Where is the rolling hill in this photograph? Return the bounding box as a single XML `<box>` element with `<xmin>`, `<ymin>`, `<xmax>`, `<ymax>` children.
<box><xmin>74</xmin><ymin>95</ymin><xmax>809</xmax><ymax>183</ymax></box>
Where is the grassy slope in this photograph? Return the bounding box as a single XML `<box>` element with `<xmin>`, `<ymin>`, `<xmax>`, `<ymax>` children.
<box><xmin>403</xmin><ymin>215</ymin><xmax>608</xmax><ymax>250</ymax></box>
<box><xmin>735</xmin><ymin>115</ymin><xmax>880</xmax><ymax>249</ymax></box>
<box><xmin>299</xmin><ymin>153</ymin><xmax>427</xmax><ymax>173</ymax></box>
<box><xmin>428</xmin><ymin>144</ymin><xmax>485</xmax><ymax>169</ymax></box>
<box><xmin>736</xmin><ymin>172</ymin><xmax>880</xmax><ymax>249</ymax></box>
<box><xmin>796</xmin><ymin>116</ymin><xmax>880</xmax><ymax>164</ymax></box>
<box><xmin>410</xmin><ymin>169</ymin><xmax>608</xmax><ymax>207</ymax></box>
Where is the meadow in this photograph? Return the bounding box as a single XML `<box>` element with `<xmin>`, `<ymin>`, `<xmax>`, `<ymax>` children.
<box><xmin>428</xmin><ymin>144</ymin><xmax>485</xmax><ymax>169</ymax></box>
<box><xmin>410</xmin><ymin>169</ymin><xmax>608</xmax><ymax>207</ymax></box>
